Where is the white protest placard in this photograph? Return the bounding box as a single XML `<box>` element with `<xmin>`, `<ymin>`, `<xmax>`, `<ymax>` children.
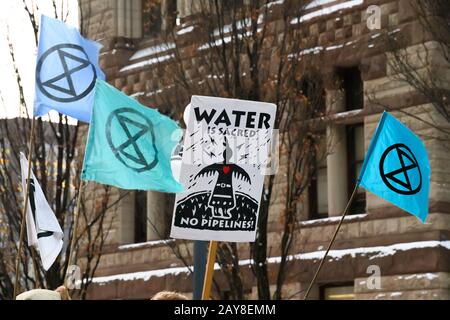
<box><xmin>170</xmin><ymin>95</ymin><xmax>276</xmax><ymax>242</ymax></box>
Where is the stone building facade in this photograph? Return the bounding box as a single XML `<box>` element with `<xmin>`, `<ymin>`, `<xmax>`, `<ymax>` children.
<box><xmin>79</xmin><ymin>0</ymin><xmax>450</xmax><ymax>300</ymax></box>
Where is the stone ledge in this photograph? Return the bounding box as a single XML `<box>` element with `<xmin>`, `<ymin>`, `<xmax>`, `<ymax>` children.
<box><xmin>86</xmin><ymin>240</ymin><xmax>450</xmax><ymax>299</ymax></box>
<box><xmin>90</xmin><ymin>212</ymin><xmax>450</xmax><ymax>277</ymax></box>
<box><xmin>355</xmin><ymin>288</ymin><xmax>450</xmax><ymax>300</ymax></box>
<box><xmin>355</xmin><ymin>272</ymin><xmax>450</xmax><ymax>293</ymax></box>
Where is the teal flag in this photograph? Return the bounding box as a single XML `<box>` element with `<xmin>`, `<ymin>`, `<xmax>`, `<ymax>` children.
<box><xmin>358</xmin><ymin>112</ymin><xmax>430</xmax><ymax>222</ymax></box>
<box><xmin>82</xmin><ymin>80</ymin><xmax>183</xmax><ymax>192</ymax></box>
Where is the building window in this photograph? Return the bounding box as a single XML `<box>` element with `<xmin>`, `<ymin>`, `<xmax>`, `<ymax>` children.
<box><xmin>338</xmin><ymin>66</ymin><xmax>363</xmax><ymax>111</ymax></box>
<box><xmin>309</xmin><ymin>136</ymin><xmax>328</xmax><ymax>219</ymax></box>
<box><xmin>347</xmin><ymin>124</ymin><xmax>366</xmax><ymax>214</ymax></box>
<box><xmin>321</xmin><ymin>284</ymin><xmax>355</xmax><ymax>300</ymax></box>
<box><xmin>163</xmin><ymin>0</ymin><xmax>178</xmax><ymax>30</ymax></box>
<box><xmin>143</xmin><ymin>0</ymin><xmax>177</xmax><ymax>37</ymax></box>
<box><xmin>134</xmin><ymin>191</ymin><xmax>147</xmax><ymax>243</ymax></box>
<box><xmin>301</xmin><ymin>73</ymin><xmax>326</xmax><ymax>117</ymax></box>
<box><xmin>143</xmin><ymin>0</ymin><xmax>162</xmax><ymax>36</ymax></box>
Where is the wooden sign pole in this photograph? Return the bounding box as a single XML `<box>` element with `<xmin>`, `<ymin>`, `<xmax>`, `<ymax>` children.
<box><xmin>201</xmin><ymin>240</ymin><xmax>218</xmax><ymax>300</ymax></box>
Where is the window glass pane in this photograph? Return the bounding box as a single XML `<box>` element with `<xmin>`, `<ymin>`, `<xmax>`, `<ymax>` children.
<box><xmin>355</xmin><ymin>162</ymin><xmax>364</xmax><ymax>194</ymax></box>
<box><xmin>143</xmin><ymin>0</ymin><xmax>162</xmax><ymax>37</ymax></box>
<box><xmin>348</xmin><ymin>124</ymin><xmax>366</xmax><ymax>214</ymax></box>
<box><xmin>309</xmin><ymin>134</ymin><xmax>328</xmax><ymax>219</ymax></box>
<box><xmin>317</xmin><ymin>136</ymin><xmax>328</xmax><ymax>167</ymax></box>
<box><xmin>317</xmin><ymin>167</ymin><xmax>328</xmax><ymax>214</ymax></box>
<box><xmin>356</xmin><ymin>162</ymin><xmax>364</xmax><ymax>179</ymax></box>
<box><xmin>324</xmin><ymin>286</ymin><xmax>355</xmax><ymax>300</ymax></box>
<box><xmin>354</xmin><ymin>125</ymin><xmax>365</xmax><ymax>162</ymax></box>
<box><xmin>339</xmin><ymin>67</ymin><xmax>363</xmax><ymax>111</ymax></box>
<box><xmin>135</xmin><ymin>191</ymin><xmax>148</xmax><ymax>243</ymax></box>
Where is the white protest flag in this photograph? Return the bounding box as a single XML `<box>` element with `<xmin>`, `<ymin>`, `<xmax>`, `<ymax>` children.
<box><xmin>20</xmin><ymin>152</ymin><xmax>64</xmax><ymax>270</ymax></box>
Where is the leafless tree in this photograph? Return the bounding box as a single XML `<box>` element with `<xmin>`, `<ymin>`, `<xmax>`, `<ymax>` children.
<box><xmin>0</xmin><ymin>0</ymin><xmax>122</xmax><ymax>299</ymax></box>
<box><xmin>136</xmin><ymin>0</ymin><xmax>329</xmax><ymax>299</ymax></box>
<box><xmin>380</xmin><ymin>0</ymin><xmax>450</xmax><ymax>135</ymax></box>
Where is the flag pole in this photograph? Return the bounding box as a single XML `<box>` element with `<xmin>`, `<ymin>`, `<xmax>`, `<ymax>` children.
<box><xmin>13</xmin><ymin>117</ymin><xmax>37</xmax><ymax>299</ymax></box>
<box><xmin>64</xmin><ymin>172</ymin><xmax>85</xmax><ymax>284</ymax></box>
<box><xmin>64</xmin><ymin>122</ymin><xmax>90</xmax><ymax>286</ymax></box>
<box><xmin>201</xmin><ymin>240</ymin><xmax>218</xmax><ymax>300</ymax></box>
<box><xmin>303</xmin><ymin>183</ymin><xmax>359</xmax><ymax>300</ymax></box>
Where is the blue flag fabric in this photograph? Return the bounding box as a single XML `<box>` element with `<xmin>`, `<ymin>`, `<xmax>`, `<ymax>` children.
<box><xmin>358</xmin><ymin>112</ymin><xmax>430</xmax><ymax>222</ymax></box>
<box><xmin>34</xmin><ymin>15</ymin><xmax>105</xmax><ymax>122</ymax></box>
<box><xmin>82</xmin><ymin>79</ymin><xmax>183</xmax><ymax>193</ymax></box>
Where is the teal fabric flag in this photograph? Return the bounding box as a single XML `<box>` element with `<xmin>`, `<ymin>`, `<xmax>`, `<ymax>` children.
<box><xmin>34</xmin><ymin>15</ymin><xmax>105</xmax><ymax>122</ymax></box>
<box><xmin>358</xmin><ymin>112</ymin><xmax>430</xmax><ymax>222</ymax></box>
<box><xmin>82</xmin><ymin>80</ymin><xmax>183</xmax><ymax>193</ymax></box>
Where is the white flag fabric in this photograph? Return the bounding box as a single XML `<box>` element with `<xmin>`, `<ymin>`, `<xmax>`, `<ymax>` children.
<box><xmin>20</xmin><ymin>152</ymin><xmax>63</xmax><ymax>270</ymax></box>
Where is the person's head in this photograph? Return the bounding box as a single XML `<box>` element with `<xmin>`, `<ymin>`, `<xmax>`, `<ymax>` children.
<box><xmin>55</xmin><ymin>286</ymin><xmax>71</xmax><ymax>300</ymax></box>
<box><xmin>151</xmin><ymin>291</ymin><xmax>188</xmax><ymax>300</ymax></box>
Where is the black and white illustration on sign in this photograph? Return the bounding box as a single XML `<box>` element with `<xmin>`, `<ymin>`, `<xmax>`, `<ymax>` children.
<box><xmin>36</xmin><ymin>43</ymin><xmax>97</xmax><ymax>102</ymax></box>
<box><xmin>170</xmin><ymin>95</ymin><xmax>276</xmax><ymax>242</ymax></box>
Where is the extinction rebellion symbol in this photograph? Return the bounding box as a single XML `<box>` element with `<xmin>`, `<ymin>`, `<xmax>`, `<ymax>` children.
<box><xmin>36</xmin><ymin>43</ymin><xmax>97</xmax><ymax>102</ymax></box>
<box><xmin>379</xmin><ymin>143</ymin><xmax>422</xmax><ymax>195</ymax></box>
<box><xmin>106</xmin><ymin>108</ymin><xmax>158</xmax><ymax>172</ymax></box>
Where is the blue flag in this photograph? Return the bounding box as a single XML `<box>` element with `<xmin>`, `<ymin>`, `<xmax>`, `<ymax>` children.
<box><xmin>358</xmin><ymin>112</ymin><xmax>430</xmax><ymax>222</ymax></box>
<box><xmin>82</xmin><ymin>79</ymin><xmax>183</xmax><ymax>193</ymax></box>
<box><xmin>34</xmin><ymin>15</ymin><xmax>105</xmax><ymax>122</ymax></box>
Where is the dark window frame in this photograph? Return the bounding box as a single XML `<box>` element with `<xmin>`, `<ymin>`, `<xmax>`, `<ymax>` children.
<box><xmin>308</xmin><ymin>134</ymin><xmax>328</xmax><ymax>220</ymax></box>
<box><xmin>337</xmin><ymin>66</ymin><xmax>364</xmax><ymax>111</ymax></box>
<box><xmin>302</xmin><ymin>73</ymin><xmax>327</xmax><ymax>220</ymax></box>
<box><xmin>347</xmin><ymin>124</ymin><xmax>366</xmax><ymax>215</ymax></box>
<box><xmin>134</xmin><ymin>191</ymin><xmax>148</xmax><ymax>243</ymax></box>
<box><xmin>142</xmin><ymin>0</ymin><xmax>177</xmax><ymax>38</ymax></box>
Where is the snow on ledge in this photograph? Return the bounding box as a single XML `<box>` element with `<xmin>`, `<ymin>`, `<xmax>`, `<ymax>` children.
<box><xmin>291</xmin><ymin>0</ymin><xmax>363</xmax><ymax>25</ymax></box>
<box><xmin>129</xmin><ymin>43</ymin><xmax>175</xmax><ymax>61</ymax></box>
<box><xmin>329</xmin><ymin>108</ymin><xmax>364</xmax><ymax>120</ymax></box>
<box><xmin>118</xmin><ymin>239</ymin><xmax>175</xmax><ymax>251</ymax></box>
<box><xmin>177</xmin><ymin>26</ymin><xmax>194</xmax><ymax>35</ymax></box>
<box><xmin>300</xmin><ymin>213</ymin><xmax>367</xmax><ymax>226</ymax></box>
<box><xmin>90</xmin><ymin>241</ymin><xmax>450</xmax><ymax>285</ymax></box>
<box><xmin>120</xmin><ymin>54</ymin><xmax>175</xmax><ymax>73</ymax></box>
<box><xmin>390</xmin><ymin>292</ymin><xmax>402</xmax><ymax>297</ymax></box>
<box><xmin>91</xmin><ymin>266</ymin><xmax>191</xmax><ymax>285</ymax></box>
<box><xmin>397</xmin><ymin>273</ymin><xmax>439</xmax><ymax>281</ymax></box>
<box><xmin>263</xmin><ymin>0</ymin><xmax>285</xmax><ymax>9</ymax></box>
<box><xmin>296</xmin><ymin>240</ymin><xmax>450</xmax><ymax>262</ymax></box>
<box><xmin>305</xmin><ymin>0</ymin><xmax>338</xmax><ymax>10</ymax></box>
<box><xmin>130</xmin><ymin>92</ymin><xmax>144</xmax><ymax>98</ymax></box>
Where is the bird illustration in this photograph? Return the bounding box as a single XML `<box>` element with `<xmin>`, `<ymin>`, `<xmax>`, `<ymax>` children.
<box><xmin>194</xmin><ymin>136</ymin><xmax>251</xmax><ymax>219</ymax></box>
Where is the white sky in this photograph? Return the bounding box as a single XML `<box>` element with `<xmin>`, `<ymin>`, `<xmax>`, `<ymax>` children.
<box><xmin>0</xmin><ymin>0</ymin><xmax>79</xmax><ymax>119</ymax></box>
